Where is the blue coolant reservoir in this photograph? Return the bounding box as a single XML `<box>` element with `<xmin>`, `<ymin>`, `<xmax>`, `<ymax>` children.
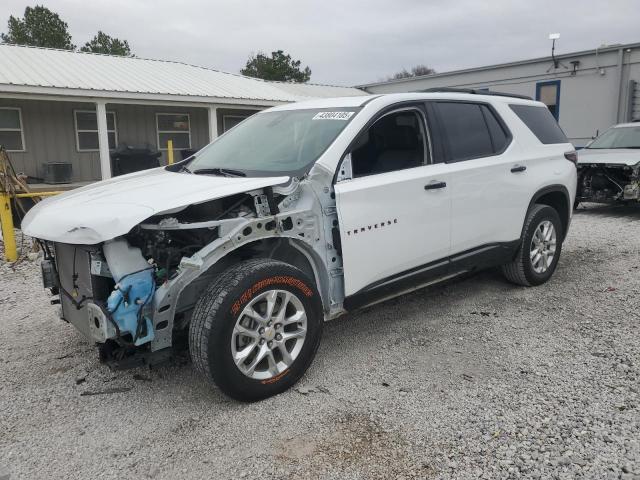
<box><xmin>103</xmin><ymin>239</ymin><xmax>156</xmax><ymax>346</ymax></box>
<box><xmin>107</xmin><ymin>269</ymin><xmax>155</xmax><ymax>346</ymax></box>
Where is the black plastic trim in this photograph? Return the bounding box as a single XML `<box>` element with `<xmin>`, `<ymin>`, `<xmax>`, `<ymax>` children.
<box><xmin>344</xmin><ymin>240</ymin><xmax>520</xmax><ymax>311</ymax></box>
<box><xmin>527</xmin><ymin>184</ymin><xmax>572</xmax><ymax>240</ymax></box>
<box><xmin>419</xmin><ymin>87</ymin><xmax>533</xmax><ymax>100</ymax></box>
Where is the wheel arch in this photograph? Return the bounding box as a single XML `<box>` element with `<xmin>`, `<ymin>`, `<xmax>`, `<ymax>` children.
<box><xmin>181</xmin><ymin>236</ymin><xmax>331</xmax><ymax>316</ymax></box>
<box><xmin>528</xmin><ymin>185</ymin><xmax>571</xmax><ymax>240</ymax></box>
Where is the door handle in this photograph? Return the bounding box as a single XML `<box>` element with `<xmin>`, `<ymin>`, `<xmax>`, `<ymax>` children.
<box><xmin>511</xmin><ymin>165</ymin><xmax>527</xmax><ymax>173</ymax></box>
<box><xmin>424</xmin><ymin>181</ymin><xmax>447</xmax><ymax>190</ymax></box>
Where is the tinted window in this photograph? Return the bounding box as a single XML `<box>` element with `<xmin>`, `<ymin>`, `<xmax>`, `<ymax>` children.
<box><xmin>436</xmin><ymin>102</ymin><xmax>494</xmax><ymax>162</ymax></box>
<box><xmin>510</xmin><ymin>104</ymin><xmax>568</xmax><ymax>144</ymax></box>
<box><xmin>350</xmin><ymin>110</ymin><xmax>426</xmax><ymax>177</ymax></box>
<box><xmin>481</xmin><ymin>105</ymin><xmax>509</xmax><ymax>152</ymax></box>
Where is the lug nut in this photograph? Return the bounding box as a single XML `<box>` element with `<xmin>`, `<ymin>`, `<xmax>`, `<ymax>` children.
<box><xmin>267</xmin><ymin>341</ymin><xmax>273</xmax><ymax>348</ymax></box>
<box><xmin>259</xmin><ymin>327</ymin><xmax>265</xmax><ymax>334</ymax></box>
<box><xmin>274</xmin><ymin>323</ymin><xmax>281</xmax><ymax>329</ymax></box>
<box><xmin>259</xmin><ymin>338</ymin><xmax>265</xmax><ymax>345</ymax></box>
<box><xmin>276</xmin><ymin>334</ymin><xmax>282</xmax><ymax>341</ymax></box>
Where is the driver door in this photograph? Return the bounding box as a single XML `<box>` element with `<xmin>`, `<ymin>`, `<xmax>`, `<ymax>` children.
<box><xmin>334</xmin><ymin>106</ymin><xmax>452</xmax><ymax>299</ymax></box>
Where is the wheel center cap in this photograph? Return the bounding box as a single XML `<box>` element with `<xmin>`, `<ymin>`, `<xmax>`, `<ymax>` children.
<box><xmin>264</xmin><ymin>327</ymin><xmax>276</xmax><ymax>341</ymax></box>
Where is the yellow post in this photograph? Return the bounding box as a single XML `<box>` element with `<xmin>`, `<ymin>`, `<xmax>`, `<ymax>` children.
<box><xmin>167</xmin><ymin>139</ymin><xmax>174</xmax><ymax>165</ymax></box>
<box><xmin>15</xmin><ymin>191</ymin><xmax>63</xmax><ymax>198</ymax></box>
<box><xmin>0</xmin><ymin>192</ymin><xmax>17</xmax><ymax>262</ymax></box>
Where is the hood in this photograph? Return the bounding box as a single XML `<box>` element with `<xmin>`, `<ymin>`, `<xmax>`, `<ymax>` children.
<box><xmin>577</xmin><ymin>148</ymin><xmax>640</xmax><ymax>166</ymax></box>
<box><xmin>22</xmin><ymin>167</ymin><xmax>289</xmax><ymax>244</ymax></box>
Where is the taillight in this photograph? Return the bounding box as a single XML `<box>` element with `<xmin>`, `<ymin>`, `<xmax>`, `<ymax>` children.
<box><xmin>564</xmin><ymin>151</ymin><xmax>578</xmax><ymax>164</ymax></box>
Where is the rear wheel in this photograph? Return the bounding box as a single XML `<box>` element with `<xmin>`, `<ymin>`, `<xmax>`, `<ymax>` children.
<box><xmin>189</xmin><ymin>259</ymin><xmax>323</xmax><ymax>401</ymax></box>
<box><xmin>502</xmin><ymin>204</ymin><xmax>563</xmax><ymax>286</ymax></box>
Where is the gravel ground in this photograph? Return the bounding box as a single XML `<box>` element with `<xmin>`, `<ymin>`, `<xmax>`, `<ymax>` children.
<box><xmin>1</xmin><ymin>203</ymin><xmax>639</xmax><ymax>480</ymax></box>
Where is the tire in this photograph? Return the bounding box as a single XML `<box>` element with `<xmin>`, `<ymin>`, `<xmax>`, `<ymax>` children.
<box><xmin>501</xmin><ymin>204</ymin><xmax>563</xmax><ymax>287</ymax></box>
<box><xmin>189</xmin><ymin>259</ymin><xmax>323</xmax><ymax>401</ymax></box>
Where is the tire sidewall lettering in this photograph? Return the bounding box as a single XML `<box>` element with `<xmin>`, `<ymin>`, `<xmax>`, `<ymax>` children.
<box><xmin>231</xmin><ymin>275</ymin><xmax>313</xmax><ymax>316</ymax></box>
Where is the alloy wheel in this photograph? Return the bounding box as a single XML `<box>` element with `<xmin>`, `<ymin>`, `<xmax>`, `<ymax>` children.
<box><xmin>231</xmin><ymin>289</ymin><xmax>307</xmax><ymax>380</ymax></box>
<box><xmin>529</xmin><ymin>220</ymin><xmax>557</xmax><ymax>274</ymax></box>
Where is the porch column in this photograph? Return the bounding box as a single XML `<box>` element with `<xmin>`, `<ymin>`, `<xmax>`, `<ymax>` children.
<box><xmin>96</xmin><ymin>100</ymin><xmax>112</xmax><ymax>179</ymax></box>
<box><xmin>208</xmin><ymin>105</ymin><xmax>218</xmax><ymax>143</ymax></box>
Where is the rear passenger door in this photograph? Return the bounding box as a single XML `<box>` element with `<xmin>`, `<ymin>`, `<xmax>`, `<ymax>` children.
<box><xmin>431</xmin><ymin>101</ymin><xmax>529</xmax><ymax>256</ymax></box>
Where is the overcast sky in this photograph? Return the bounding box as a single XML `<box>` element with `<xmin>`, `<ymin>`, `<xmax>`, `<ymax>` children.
<box><xmin>2</xmin><ymin>0</ymin><xmax>640</xmax><ymax>86</ymax></box>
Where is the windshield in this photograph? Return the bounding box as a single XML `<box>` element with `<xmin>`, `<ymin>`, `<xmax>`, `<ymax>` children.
<box><xmin>185</xmin><ymin>108</ymin><xmax>359</xmax><ymax>177</ymax></box>
<box><xmin>587</xmin><ymin>126</ymin><xmax>640</xmax><ymax>149</ymax></box>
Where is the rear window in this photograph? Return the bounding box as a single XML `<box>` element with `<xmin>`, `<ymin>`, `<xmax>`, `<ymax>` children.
<box><xmin>509</xmin><ymin>104</ymin><xmax>568</xmax><ymax>144</ymax></box>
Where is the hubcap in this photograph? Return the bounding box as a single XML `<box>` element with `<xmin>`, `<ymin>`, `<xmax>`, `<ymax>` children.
<box><xmin>530</xmin><ymin>220</ymin><xmax>557</xmax><ymax>274</ymax></box>
<box><xmin>231</xmin><ymin>289</ymin><xmax>307</xmax><ymax>381</ymax></box>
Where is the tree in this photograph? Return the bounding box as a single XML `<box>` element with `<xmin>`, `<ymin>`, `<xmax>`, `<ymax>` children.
<box><xmin>81</xmin><ymin>31</ymin><xmax>132</xmax><ymax>56</ymax></box>
<box><xmin>388</xmin><ymin>64</ymin><xmax>436</xmax><ymax>80</ymax></box>
<box><xmin>241</xmin><ymin>50</ymin><xmax>311</xmax><ymax>83</ymax></box>
<box><xmin>1</xmin><ymin>6</ymin><xmax>74</xmax><ymax>50</ymax></box>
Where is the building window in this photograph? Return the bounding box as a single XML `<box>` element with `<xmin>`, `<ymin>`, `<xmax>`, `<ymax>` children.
<box><xmin>156</xmin><ymin>113</ymin><xmax>191</xmax><ymax>150</ymax></box>
<box><xmin>536</xmin><ymin>80</ymin><xmax>561</xmax><ymax>120</ymax></box>
<box><xmin>74</xmin><ymin>110</ymin><xmax>117</xmax><ymax>151</ymax></box>
<box><xmin>0</xmin><ymin>107</ymin><xmax>25</xmax><ymax>151</ymax></box>
<box><xmin>223</xmin><ymin>114</ymin><xmax>250</xmax><ymax>132</ymax></box>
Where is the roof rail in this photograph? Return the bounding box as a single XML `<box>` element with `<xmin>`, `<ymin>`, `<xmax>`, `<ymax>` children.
<box><xmin>418</xmin><ymin>87</ymin><xmax>533</xmax><ymax>100</ymax></box>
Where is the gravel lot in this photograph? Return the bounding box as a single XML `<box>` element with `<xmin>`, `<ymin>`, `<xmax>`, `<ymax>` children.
<box><xmin>1</xmin><ymin>203</ymin><xmax>639</xmax><ymax>480</ymax></box>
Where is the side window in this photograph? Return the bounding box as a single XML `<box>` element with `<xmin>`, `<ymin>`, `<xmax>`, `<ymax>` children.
<box><xmin>350</xmin><ymin>110</ymin><xmax>427</xmax><ymax>177</ymax></box>
<box><xmin>509</xmin><ymin>104</ymin><xmax>568</xmax><ymax>144</ymax></box>
<box><xmin>480</xmin><ymin>105</ymin><xmax>509</xmax><ymax>152</ymax></box>
<box><xmin>436</xmin><ymin>102</ymin><xmax>494</xmax><ymax>162</ymax></box>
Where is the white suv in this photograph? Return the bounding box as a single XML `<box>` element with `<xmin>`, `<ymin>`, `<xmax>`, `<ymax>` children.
<box><xmin>23</xmin><ymin>91</ymin><xmax>577</xmax><ymax>400</ymax></box>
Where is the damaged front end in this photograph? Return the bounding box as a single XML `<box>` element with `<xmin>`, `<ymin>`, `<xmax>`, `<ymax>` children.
<box><xmin>576</xmin><ymin>163</ymin><xmax>640</xmax><ymax>204</ymax></box>
<box><xmin>41</xmin><ymin>240</ymin><xmax>162</xmax><ymax>367</ymax></box>
<box><xmin>34</xmin><ymin>169</ymin><xmax>339</xmax><ymax>368</ymax></box>
<box><xmin>38</xmin><ymin>191</ymin><xmax>264</xmax><ymax>366</ymax></box>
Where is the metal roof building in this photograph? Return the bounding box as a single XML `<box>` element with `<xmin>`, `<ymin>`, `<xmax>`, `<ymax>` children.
<box><xmin>0</xmin><ymin>44</ymin><xmax>365</xmax><ymax>182</ymax></box>
<box><xmin>359</xmin><ymin>42</ymin><xmax>640</xmax><ymax>147</ymax></box>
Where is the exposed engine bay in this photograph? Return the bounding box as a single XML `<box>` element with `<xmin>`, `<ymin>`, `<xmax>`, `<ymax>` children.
<box><xmin>37</xmin><ymin>171</ymin><xmax>342</xmax><ymax>368</ymax></box>
<box><xmin>576</xmin><ymin>163</ymin><xmax>640</xmax><ymax>205</ymax></box>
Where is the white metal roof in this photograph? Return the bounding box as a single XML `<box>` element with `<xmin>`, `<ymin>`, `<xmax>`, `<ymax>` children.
<box><xmin>0</xmin><ymin>44</ymin><xmax>365</xmax><ymax>105</ymax></box>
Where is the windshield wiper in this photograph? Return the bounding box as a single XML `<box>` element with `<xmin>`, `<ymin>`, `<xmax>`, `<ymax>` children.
<box><xmin>191</xmin><ymin>167</ymin><xmax>247</xmax><ymax>177</ymax></box>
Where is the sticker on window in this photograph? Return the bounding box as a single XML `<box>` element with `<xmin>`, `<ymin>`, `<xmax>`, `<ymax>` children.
<box><xmin>312</xmin><ymin>111</ymin><xmax>355</xmax><ymax>120</ymax></box>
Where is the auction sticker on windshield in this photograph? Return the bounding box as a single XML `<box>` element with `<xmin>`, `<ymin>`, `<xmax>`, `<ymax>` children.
<box><xmin>312</xmin><ymin>111</ymin><xmax>355</xmax><ymax>120</ymax></box>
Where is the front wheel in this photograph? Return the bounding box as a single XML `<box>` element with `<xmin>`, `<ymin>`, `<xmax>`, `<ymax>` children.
<box><xmin>502</xmin><ymin>204</ymin><xmax>563</xmax><ymax>286</ymax></box>
<box><xmin>189</xmin><ymin>259</ymin><xmax>323</xmax><ymax>401</ymax></box>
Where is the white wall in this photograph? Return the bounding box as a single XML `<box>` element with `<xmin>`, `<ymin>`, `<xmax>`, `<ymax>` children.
<box><xmin>364</xmin><ymin>47</ymin><xmax>640</xmax><ymax>147</ymax></box>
